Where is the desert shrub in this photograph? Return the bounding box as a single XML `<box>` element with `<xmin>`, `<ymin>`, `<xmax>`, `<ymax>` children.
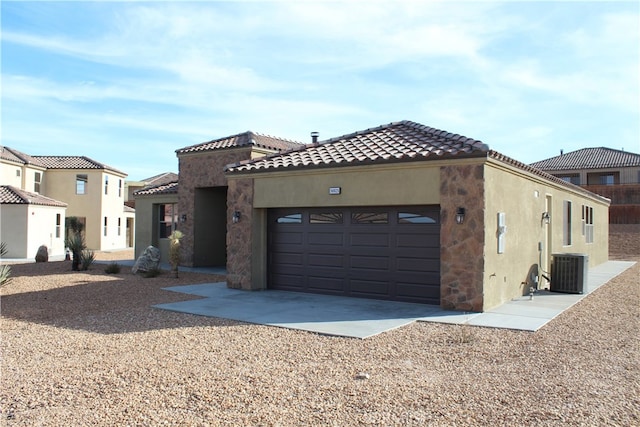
<box><xmin>104</xmin><ymin>262</ymin><xmax>121</xmax><ymax>274</ymax></box>
<box><xmin>168</xmin><ymin>230</ymin><xmax>184</xmax><ymax>277</ymax></box>
<box><xmin>80</xmin><ymin>249</ymin><xmax>95</xmax><ymax>271</ymax></box>
<box><xmin>143</xmin><ymin>267</ymin><xmax>162</xmax><ymax>278</ymax></box>
<box><xmin>66</xmin><ymin>232</ymin><xmax>86</xmax><ymax>271</ymax></box>
<box><xmin>0</xmin><ymin>242</ymin><xmax>12</xmax><ymax>288</ymax></box>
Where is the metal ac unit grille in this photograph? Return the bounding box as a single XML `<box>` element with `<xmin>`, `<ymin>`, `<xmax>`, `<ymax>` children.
<box><xmin>551</xmin><ymin>254</ymin><xmax>588</xmax><ymax>294</ymax></box>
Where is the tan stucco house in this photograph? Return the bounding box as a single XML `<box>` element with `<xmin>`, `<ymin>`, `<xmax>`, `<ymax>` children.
<box><xmin>136</xmin><ymin>121</ymin><xmax>610</xmax><ymax>312</ymax></box>
<box><xmin>1</xmin><ymin>147</ymin><xmax>134</xmax><ymax>256</ymax></box>
<box><xmin>531</xmin><ymin>147</ymin><xmax>640</xmax><ymax>224</ymax></box>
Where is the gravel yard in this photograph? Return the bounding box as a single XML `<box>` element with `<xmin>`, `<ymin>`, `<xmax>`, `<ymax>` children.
<box><xmin>1</xmin><ymin>231</ymin><xmax>638</xmax><ymax>426</ymax></box>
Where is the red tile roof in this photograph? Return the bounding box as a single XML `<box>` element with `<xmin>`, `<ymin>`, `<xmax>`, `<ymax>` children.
<box><xmin>0</xmin><ymin>185</ymin><xmax>67</xmax><ymax>207</ymax></box>
<box><xmin>133</xmin><ymin>181</ymin><xmax>179</xmax><ymax>196</ymax></box>
<box><xmin>176</xmin><ymin>131</ymin><xmax>303</xmax><ymax>155</ymax></box>
<box><xmin>225</xmin><ymin>120</ymin><xmax>489</xmax><ymax>173</ymax></box>
<box><xmin>530</xmin><ymin>147</ymin><xmax>640</xmax><ymax>171</ymax></box>
<box><xmin>141</xmin><ymin>172</ymin><xmax>179</xmax><ymax>186</ymax></box>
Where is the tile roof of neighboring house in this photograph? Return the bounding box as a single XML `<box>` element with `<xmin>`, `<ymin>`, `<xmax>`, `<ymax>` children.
<box><xmin>32</xmin><ymin>156</ymin><xmax>127</xmax><ymax>176</ymax></box>
<box><xmin>530</xmin><ymin>147</ymin><xmax>640</xmax><ymax>171</ymax></box>
<box><xmin>176</xmin><ymin>131</ymin><xmax>303</xmax><ymax>155</ymax></box>
<box><xmin>0</xmin><ymin>185</ymin><xmax>68</xmax><ymax>207</ymax></box>
<box><xmin>0</xmin><ymin>146</ymin><xmax>47</xmax><ymax>168</ymax></box>
<box><xmin>124</xmin><ymin>205</ymin><xmax>135</xmax><ymax>213</ymax></box>
<box><xmin>141</xmin><ymin>172</ymin><xmax>179</xmax><ymax>186</ymax></box>
<box><xmin>133</xmin><ymin>181</ymin><xmax>179</xmax><ymax>196</ymax></box>
<box><xmin>225</xmin><ymin>120</ymin><xmax>490</xmax><ymax>173</ymax></box>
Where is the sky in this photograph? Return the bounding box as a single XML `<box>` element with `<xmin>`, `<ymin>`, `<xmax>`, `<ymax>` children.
<box><xmin>1</xmin><ymin>1</ymin><xmax>639</xmax><ymax>181</ymax></box>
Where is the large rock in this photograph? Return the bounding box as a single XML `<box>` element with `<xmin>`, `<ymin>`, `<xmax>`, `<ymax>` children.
<box><xmin>132</xmin><ymin>246</ymin><xmax>161</xmax><ymax>274</ymax></box>
<box><xmin>35</xmin><ymin>245</ymin><xmax>49</xmax><ymax>263</ymax></box>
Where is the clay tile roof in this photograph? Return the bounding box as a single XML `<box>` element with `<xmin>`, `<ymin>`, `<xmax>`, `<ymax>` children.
<box><xmin>0</xmin><ymin>185</ymin><xmax>67</xmax><ymax>207</ymax></box>
<box><xmin>133</xmin><ymin>181</ymin><xmax>179</xmax><ymax>196</ymax></box>
<box><xmin>141</xmin><ymin>172</ymin><xmax>179</xmax><ymax>187</ymax></box>
<box><xmin>225</xmin><ymin>120</ymin><xmax>489</xmax><ymax>173</ymax></box>
<box><xmin>32</xmin><ymin>155</ymin><xmax>126</xmax><ymax>176</ymax></box>
<box><xmin>124</xmin><ymin>205</ymin><xmax>135</xmax><ymax>213</ymax></box>
<box><xmin>530</xmin><ymin>147</ymin><xmax>640</xmax><ymax>171</ymax></box>
<box><xmin>1</xmin><ymin>146</ymin><xmax>47</xmax><ymax>168</ymax></box>
<box><xmin>176</xmin><ymin>131</ymin><xmax>303</xmax><ymax>155</ymax></box>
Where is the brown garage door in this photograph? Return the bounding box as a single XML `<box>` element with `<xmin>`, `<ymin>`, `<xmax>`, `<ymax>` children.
<box><xmin>268</xmin><ymin>206</ymin><xmax>440</xmax><ymax>305</ymax></box>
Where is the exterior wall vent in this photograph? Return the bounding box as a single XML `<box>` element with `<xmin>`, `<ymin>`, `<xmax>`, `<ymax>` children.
<box><xmin>550</xmin><ymin>253</ymin><xmax>589</xmax><ymax>294</ymax></box>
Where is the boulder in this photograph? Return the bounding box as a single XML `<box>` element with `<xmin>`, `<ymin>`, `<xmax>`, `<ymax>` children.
<box><xmin>35</xmin><ymin>245</ymin><xmax>49</xmax><ymax>262</ymax></box>
<box><xmin>132</xmin><ymin>246</ymin><xmax>161</xmax><ymax>274</ymax></box>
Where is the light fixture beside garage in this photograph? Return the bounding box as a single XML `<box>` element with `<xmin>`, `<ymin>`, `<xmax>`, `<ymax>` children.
<box><xmin>455</xmin><ymin>207</ymin><xmax>466</xmax><ymax>224</ymax></box>
<box><xmin>232</xmin><ymin>211</ymin><xmax>241</xmax><ymax>223</ymax></box>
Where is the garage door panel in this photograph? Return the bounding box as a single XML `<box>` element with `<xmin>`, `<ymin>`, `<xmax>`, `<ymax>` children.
<box><xmin>396</xmin><ymin>257</ymin><xmax>440</xmax><ymax>272</ymax></box>
<box><xmin>273</xmin><ymin>231</ymin><xmax>304</xmax><ymax>245</ymax></box>
<box><xmin>271</xmin><ymin>273</ymin><xmax>305</xmax><ymax>289</ymax></box>
<box><xmin>350</xmin><ymin>255</ymin><xmax>390</xmax><ymax>270</ymax></box>
<box><xmin>350</xmin><ymin>280</ymin><xmax>390</xmax><ymax>297</ymax></box>
<box><xmin>308</xmin><ymin>276</ymin><xmax>344</xmax><ymax>292</ymax></box>
<box><xmin>396</xmin><ymin>232</ymin><xmax>439</xmax><ymax>248</ymax></box>
<box><xmin>308</xmin><ymin>232</ymin><xmax>344</xmax><ymax>246</ymax></box>
<box><xmin>350</xmin><ymin>232</ymin><xmax>389</xmax><ymax>247</ymax></box>
<box><xmin>271</xmin><ymin>252</ymin><xmax>304</xmax><ymax>266</ymax></box>
<box><xmin>308</xmin><ymin>253</ymin><xmax>345</xmax><ymax>267</ymax></box>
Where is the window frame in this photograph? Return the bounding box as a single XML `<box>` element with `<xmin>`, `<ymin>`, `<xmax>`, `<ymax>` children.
<box><xmin>563</xmin><ymin>200</ymin><xmax>572</xmax><ymax>246</ymax></box>
<box><xmin>34</xmin><ymin>171</ymin><xmax>41</xmax><ymax>193</ymax></box>
<box><xmin>158</xmin><ymin>203</ymin><xmax>178</xmax><ymax>238</ymax></box>
<box><xmin>76</xmin><ymin>174</ymin><xmax>88</xmax><ymax>195</ymax></box>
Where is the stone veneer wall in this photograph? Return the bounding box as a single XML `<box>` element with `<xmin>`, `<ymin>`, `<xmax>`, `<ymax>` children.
<box><xmin>440</xmin><ymin>164</ymin><xmax>486</xmax><ymax>312</ymax></box>
<box><xmin>177</xmin><ymin>150</ymin><xmax>251</xmax><ymax>266</ymax></box>
<box><xmin>226</xmin><ymin>177</ymin><xmax>255</xmax><ymax>289</ymax></box>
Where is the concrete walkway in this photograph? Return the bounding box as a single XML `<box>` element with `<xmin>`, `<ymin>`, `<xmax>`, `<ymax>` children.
<box><xmin>154</xmin><ymin>260</ymin><xmax>635</xmax><ymax>339</ymax></box>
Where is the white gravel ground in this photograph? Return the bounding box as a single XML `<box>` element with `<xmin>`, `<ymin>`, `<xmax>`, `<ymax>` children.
<box><xmin>1</xmin><ymin>231</ymin><xmax>638</xmax><ymax>426</ymax></box>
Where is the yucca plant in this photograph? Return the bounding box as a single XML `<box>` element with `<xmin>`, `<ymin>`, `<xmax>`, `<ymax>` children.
<box><xmin>65</xmin><ymin>232</ymin><xmax>86</xmax><ymax>271</ymax></box>
<box><xmin>168</xmin><ymin>230</ymin><xmax>184</xmax><ymax>278</ymax></box>
<box><xmin>80</xmin><ymin>249</ymin><xmax>95</xmax><ymax>271</ymax></box>
<box><xmin>0</xmin><ymin>242</ymin><xmax>12</xmax><ymax>288</ymax></box>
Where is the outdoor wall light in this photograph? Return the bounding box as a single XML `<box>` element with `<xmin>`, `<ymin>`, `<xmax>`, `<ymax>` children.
<box><xmin>232</xmin><ymin>211</ymin><xmax>241</xmax><ymax>224</ymax></box>
<box><xmin>455</xmin><ymin>207</ymin><xmax>466</xmax><ymax>224</ymax></box>
<box><xmin>180</xmin><ymin>214</ymin><xmax>187</xmax><ymax>223</ymax></box>
<box><xmin>541</xmin><ymin>212</ymin><xmax>550</xmax><ymax>225</ymax></box>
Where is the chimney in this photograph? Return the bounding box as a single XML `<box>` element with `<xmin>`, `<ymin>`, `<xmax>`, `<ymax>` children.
<box><xmin>311</xmin><ymin>132</ymin><xmax>319</xmax><ymax>144</ymax></box>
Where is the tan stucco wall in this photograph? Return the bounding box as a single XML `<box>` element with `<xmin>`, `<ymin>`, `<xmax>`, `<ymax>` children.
<box><xmin>134</xmin><ymin>193</ymin><xmax>179</xmax><ymax>263</ymax></box>
<box><xmin>43</xmin><ymin>169</ymin><xmax>128</xmax><ymax>251</ymax></box>
<box><xmin>483</xmin><ymin>160</ymin><xmax>610</xmax><ymax>310</ymax></box>
<box><xmin>253</xmin><ymin>163</ymin><xmax>441</xmax><ymax>208</ymax></box>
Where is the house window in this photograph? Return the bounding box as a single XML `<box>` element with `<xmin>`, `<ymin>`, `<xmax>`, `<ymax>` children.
<box><xmin>556</xmin><ymin>174</ymin><xmax>580</xmax><ymax>185</ymax></box>
<box><xmin>118</xmin><ymin>218</ymin><xmax>122</xmax><ymax>236</ymax></box>
<box><xmin>76</xmin><ymin>174</ymin><xmax>88</xmax><ymax>194</ymax></box>
<box><xmin>587</xmin><ymin>172</ymin><xmax>619</xmax><ymax>185</ymax></box>
<box><xmin>118</xmin><ymin>179</ymin><xmax>123</xmax><ymax>197</ymax></box>
<box><xmin>104</xmin><ymin>217</ymin><xmax>108</xmax><ymax>237</ymax></box>
<box><xmin>34</xmin><ymin>172</ymin><xmax>41</xmax><ymax>193</ymax></box>
<box><xmin>159</xmin><ymin>204</ymin><xmax>178</xmax><ymax>238</ymax></box>
<box><xmin>583</xmin><ymin>205</ymin><xmax>594</xmax><ymax>244</ymax></box>
<box><xmin>104</xmin><ymin>176</ymin><xmax>109</xmax><ymax>195</ymax></box>
<box><xmin>56</xmin><ymin>214</ymin><xmax>61</xmax><ymax>238</ymax></box>
<box><xmin>16</xmin><ymin>169</ymin><xmax>21</xmax><ymax>177</ymax></box>
<box><xmin>563</xmin><ymin>201</ymin><xmax>572</xmax><ymax>246</ymax></box>
<box><xmin>398</xmin><ymin>212</ymin><xmax>438</xmax><ymax>224</ymax></box>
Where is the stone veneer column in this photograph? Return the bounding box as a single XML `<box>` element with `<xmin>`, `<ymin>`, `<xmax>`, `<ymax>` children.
<box><xmin>440</xmin><ymin>164</ymin><xmax>485</xmax><ymax>312</ymax></box>
<box><xmin>226</xmin><ymin>177</ymin><xmax>255</xmax><ymax>289</ymax></box>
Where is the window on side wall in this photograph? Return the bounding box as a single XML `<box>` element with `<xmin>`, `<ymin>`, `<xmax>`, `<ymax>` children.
<box><xmin>118</xmin><ymin>218</ymin><xmax>122</xmax><ymax>236</ymax></box>
<box><xmin>563</xmin><ymin>200</ymin><xmax>572</xmax><ymax>246</ymax></box>
<box><xmin>104</xmin><ymin>176</ymin><xmax>109</xmax><ymax>195</ymax></box>
<box><xmin>159</xmin><ymin>204</ymin><xmax>178</xmax><ymax>238</ymax></box>
<box><xmin>34</xmin><ymin>172</ymin><xmax>41</xmax><ymax>193</ymax></box>
<box><xmin>76</xmin><ymin>174</ymin><xmax>88</xmax><ymax>194</ymax></box>
<box><xmin>56</xmin><ymin>214</ymin><xmax>61</xmax><ymax>238</ymax></box>
<box><xmin>118</xmin><ymin>179</ymin><xmax>123</xmax><ymax>197</ymax></box>
<box><xmin>104</xmin><ymin>217</ymin><xmax>108</xmax><ymax>237</ymax></box>
<box><xmin>582</xmin><ymin>205</ymin><xmax>594</xmax><ymax>244</ymax></box>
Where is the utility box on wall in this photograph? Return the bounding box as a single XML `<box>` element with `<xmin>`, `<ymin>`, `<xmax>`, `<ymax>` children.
<box><xmin>551</xmin><ymin>254</ymin><xmax>589</xmax><ymax>294</ymax></box>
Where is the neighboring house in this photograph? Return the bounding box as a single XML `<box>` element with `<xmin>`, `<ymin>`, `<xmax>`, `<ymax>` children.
<box><xmin>0</xmin><ymin>185</ymin><xmax>67</xmax><ymax>258</ymax></box>
<box><xmin>139</xmin><ymin>121</ymin><xmax>610</xmax><ymax>312</ymax></box>
<box><xmin>0</xmin><ymin>146</ymin><xmax>134</xmax><ymax>254</ymax></box>
<box><xmin>133</xmin><ymin>180</ymin><xmax>179</xmax><ymax>264</ymax></box>
<box><xmin>125</xmin><ymin>172</ymin><xmax>178</xmax><ymax>209</ymax></box>
<box><xmin>530</xmin><ymin>147</ymin><xmax>640</xmax><ymax>224</ymax></box>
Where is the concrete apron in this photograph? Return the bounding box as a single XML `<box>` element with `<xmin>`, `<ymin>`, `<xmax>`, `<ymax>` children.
<box><xmin>154</xmin><ymin>260</ymin><xmax>635</xmax><ymax>339</ymax></box>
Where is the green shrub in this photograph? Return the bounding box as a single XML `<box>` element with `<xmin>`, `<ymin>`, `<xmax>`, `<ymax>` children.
<box><xmin>0</xmin><ymin>242</ymin><xmax>12</xmax><ymax>288</ymax></box>
<box><xmin>80</xmin><ymin>249</ymin><xmax>95</xmax><ymax>271</ymax></box>
<box><xmin>104</xmin><ymin>262</ymin><xmax>121</xmax><ymax>274</ymax></box>
<box><xmin>143</xmin><ymin>267</ymin><xmax>162</xmax><ymax>278</ymax></box>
